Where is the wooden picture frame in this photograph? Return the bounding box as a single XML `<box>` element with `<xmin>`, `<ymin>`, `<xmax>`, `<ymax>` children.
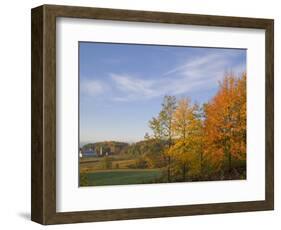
<box><xmin>31</xmin><ymin>4</ymin><xmax>274</xmax><ymax>225</ymax></box>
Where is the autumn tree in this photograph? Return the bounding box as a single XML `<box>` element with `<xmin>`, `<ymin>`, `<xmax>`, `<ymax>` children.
<box><xmin>149</xmin><ymin>117</ymin><xmax>163</xmax><ymax>140</ymax></box>
<box><xmin>204</xmin><ymin>73</ymin><xmax>246</xmax><ymax>175</ymax></box>
<box><xmin>190</xmin><ymin>103</ymin><xmax>204</xmax><ymax>174</ymax></box>
<box><xmin>167</xmin><ymin>98</ymin><xmax>203</xmax><ymax>181</ymax></box>
<box><xmin>146</xmin><ymin>73</ymin><xmax>246</xmax><ymax>182</ymax></box>
<box><xmin>149</xmin><ymin>95</ymin><xmax>177</xmax><ymax>181</ymax></box>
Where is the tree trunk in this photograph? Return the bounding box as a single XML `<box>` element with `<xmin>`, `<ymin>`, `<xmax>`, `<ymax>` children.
<box><xmin>167</xmin><ymin>136</ymin><xmax>172</xmax><ymax>182</ymax></box>
<box><xmin>167</xmin><ymin>156</ymin><xmax>171</xmax><ymax>182</ymax></box>
<box><xmin>183</xmin><ymin>164</ymin><xmax>186</xmax><ymax>181</ymax></box>
<box><xmin>200</xmin><ymin>148</ymin><xmax>203</xmax><ymax>175</ymax></box>
<box><xmin>228</xmin><ymin>149</ymin><xmax>232</xmax><ymax>173</ymax></box>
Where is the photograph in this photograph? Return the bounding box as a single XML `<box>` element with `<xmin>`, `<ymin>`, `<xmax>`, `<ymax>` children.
<box><xmin>30</xmin><ymin>4</ymin><xmax>274</xmax><ymax>224</ymax></box>
<box><xmin>78</xmin><ymin>42</ymin><xmax>247</xmax><ymax>187</ymax></box>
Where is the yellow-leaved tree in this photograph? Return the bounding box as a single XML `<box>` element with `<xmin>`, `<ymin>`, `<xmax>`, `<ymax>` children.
<box><xmin>167</xmin><ymin>98</ymin><xmax>203</xmax><ymax>181</ymax></box>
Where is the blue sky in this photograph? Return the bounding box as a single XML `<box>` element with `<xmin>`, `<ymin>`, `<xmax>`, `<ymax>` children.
<box><xmin>79</xmin><ymin>42</ymin><xmax>246</xmax><ymax>144</ymax></box>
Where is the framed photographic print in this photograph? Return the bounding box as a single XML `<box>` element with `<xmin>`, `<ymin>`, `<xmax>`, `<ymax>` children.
<box><xmin>31</xmin><ymin>4</ymin><xmax>274</xmax><ymax>225</ymax></box>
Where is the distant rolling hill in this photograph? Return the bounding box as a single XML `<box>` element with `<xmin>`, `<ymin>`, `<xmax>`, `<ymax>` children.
<box><xmin>82</xmin><ymin>141</ymin><xmax>129</xmax><ymax>155</ymax></box>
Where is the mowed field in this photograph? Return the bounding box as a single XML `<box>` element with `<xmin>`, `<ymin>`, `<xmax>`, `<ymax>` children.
<box><xmin>79</xmin><ymin>156</ymin><xmax>164</xmax><ymax>186</ymax></box>
<box><xmin>81</xmin><ymin>169</ymin><xmax>162</xmax><ymax>186</ymax></box>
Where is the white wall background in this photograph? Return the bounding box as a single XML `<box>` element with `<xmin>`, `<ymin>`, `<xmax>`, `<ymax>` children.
<box><xmin>0</xmin><ymin>0</ymin><xmax>279</xmax><ymax>229</ymax></box>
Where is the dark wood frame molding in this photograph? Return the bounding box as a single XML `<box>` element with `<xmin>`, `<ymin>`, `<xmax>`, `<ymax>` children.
<box><xmin>31</xmin><ymin>4</ymin><xmax>274</xmax><ymax>225</ymax></box>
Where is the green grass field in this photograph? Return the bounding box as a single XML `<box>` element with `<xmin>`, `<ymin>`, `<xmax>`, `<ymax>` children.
<box><xmin>80</xmin><ymin>169</ymin><xmax>163</xmax><ymax>186</ymax></box>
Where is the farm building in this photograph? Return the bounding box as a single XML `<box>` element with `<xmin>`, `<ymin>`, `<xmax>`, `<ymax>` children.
<box><xmin>81</xmin><ymin>148</ymin><xmax>98</xmax><ymax>157</ymax></box>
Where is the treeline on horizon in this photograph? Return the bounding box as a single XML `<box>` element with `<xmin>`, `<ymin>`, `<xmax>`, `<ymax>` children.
<box><xmin>82</xmin><ymin>73</ymin><xmax>246</xmax><ymax>182</ymax></box>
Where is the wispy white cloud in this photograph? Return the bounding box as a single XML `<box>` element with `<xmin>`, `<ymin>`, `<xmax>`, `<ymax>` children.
<box><xmin>164</xmin><ymin>53</ymin><xmax>221</xmax><ymax>76</ymax></box>
<box><xmin>111</xmin><ymin>73</ymin><xmax>154</xmax><ymax>95</ymax></box>
<box><xmin>108</xmin><ymin>52</ymin><xmax>245</xmax><ymax>102</ymax></box>
<box><xmin>81</xmin><ymin>79</ymin><xmax>108</xmax><ymax>96</ymax></box>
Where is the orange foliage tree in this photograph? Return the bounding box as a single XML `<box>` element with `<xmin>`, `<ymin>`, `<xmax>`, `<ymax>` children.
<box><xmin>203</xmin><ymin>73</ymin><xmax>246</xmax><ymax>173</ymax></box>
